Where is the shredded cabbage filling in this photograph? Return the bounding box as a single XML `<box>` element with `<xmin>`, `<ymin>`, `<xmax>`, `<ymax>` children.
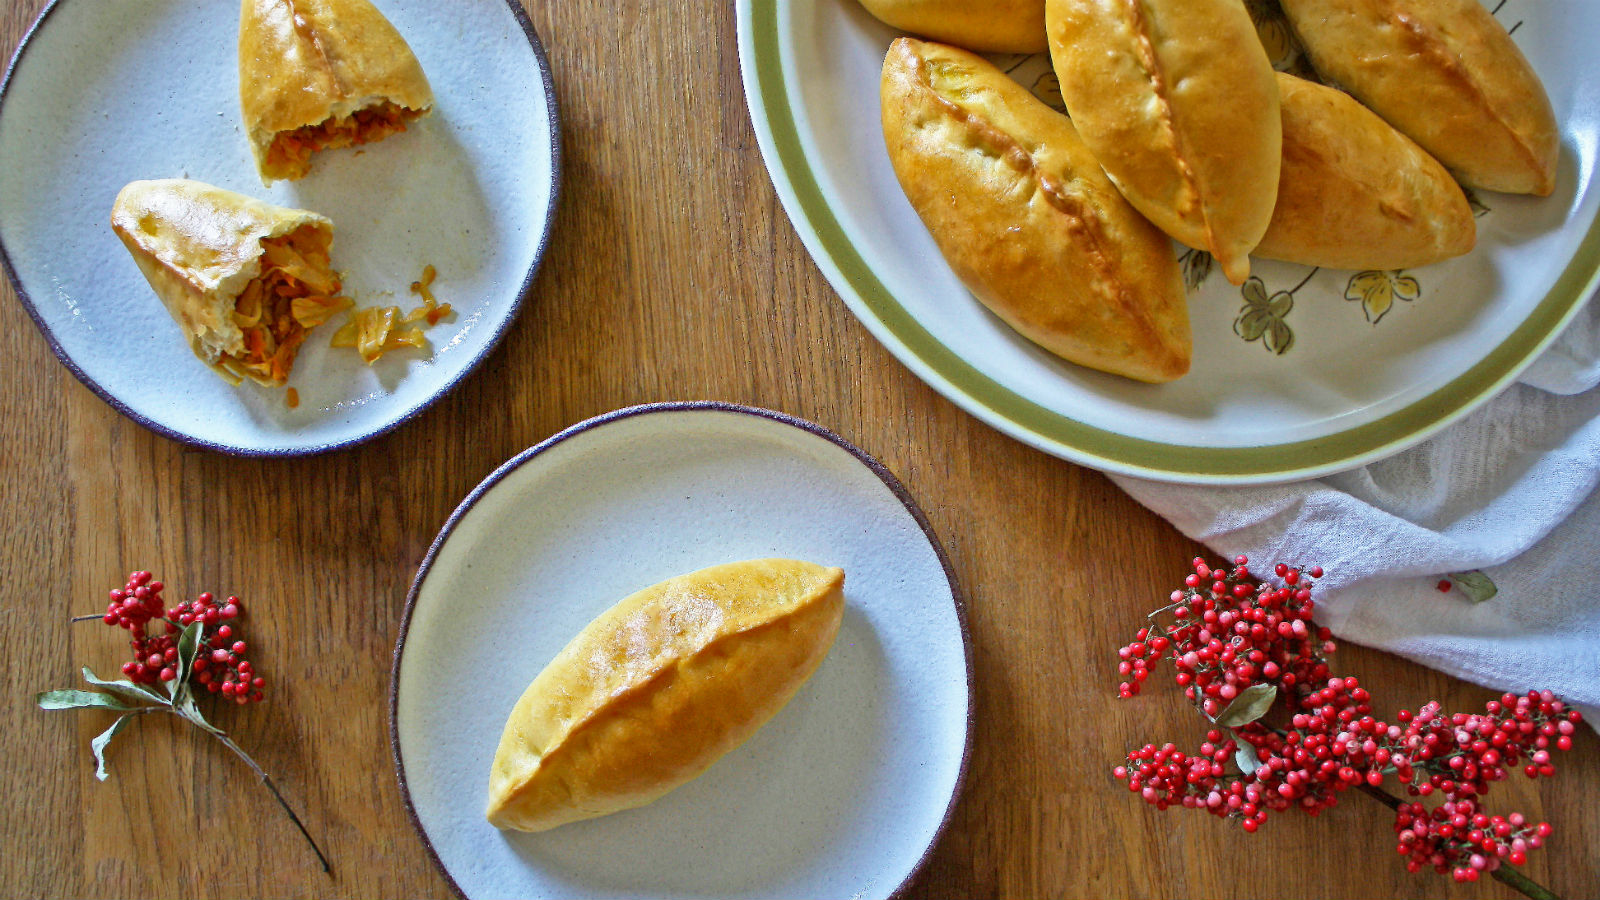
<box><xmin>218</xmin><ymin>225</ymin><xmax>352</xmax><ymax>386</ymax></box>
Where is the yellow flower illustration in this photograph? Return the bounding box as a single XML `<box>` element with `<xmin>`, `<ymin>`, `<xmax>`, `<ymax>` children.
<box><xmin>1258</xmin><ymin>19</ymin><xmax>1295</xmax><ymax>68</ymax></box>
<box><xmin>1031</xmin><ymin>71</ymin><xmax>1068</xmax><ymax>114</ymax></box>
<box><xmin>1345</xmin><ymin>270</ymin><xmax>1421</xmax><ymax>324</ymax></box>
<box><xmin>1245</xmin><ymin>0</ymin><xmax>1298</xmax><ymax>70</ymax></box>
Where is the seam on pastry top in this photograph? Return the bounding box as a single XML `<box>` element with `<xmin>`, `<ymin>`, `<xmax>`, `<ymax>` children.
<box><xmin>909</xmin><ymin>48</ymin><xmax>1169</xmax><ymax>352</ymax></box>
<box><xmin>283</xmin><ymin>0</ymin><xmax>351</xmax><ymax>101</ymax></box>
<box><xmin>490</xmin><ymin>604</ymin><xmax>823</xmax><ymax>825</ymax></box>
<box><xmin>1387</xmin><ymin>8</ymin><xmax>1549</xmax><ymax>184</ymax></box>
<box><xmin>1281</xmin><ymin>111</ymin><xmax>1421</xmax><ymax>227</ymax></box>
<box><xmin>1116</xmin><ymin>0</ymin><xmax>1213</xmax><ymax>260</ymax></box>
<box><xmin>1371</xmin><ymin>145</ymin><xmax>1452</xmax><ymax>232</ymax></box>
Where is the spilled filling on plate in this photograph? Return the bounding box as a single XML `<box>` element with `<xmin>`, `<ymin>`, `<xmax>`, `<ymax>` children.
<box><xmin>219</xmin><ymin>225</ymin><xmax>352</xmax><ymax>386</ymax></box>
<box><xmin>265</xmin><ymin>101</ymin><xmax>425</xmax><ymax>180</ymax></box>
<box><xmin>330</xmin><ymin>263</ymin><xmax>452</xmax><ymax>364</ymax></box>
<box><xmin>405</xmin><ymin>264</ymin><xmax>453</xmax><ymax>327</ymax></box>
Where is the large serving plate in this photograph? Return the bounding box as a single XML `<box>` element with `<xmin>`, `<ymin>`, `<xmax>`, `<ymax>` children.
<box><xmin>738</xmin><ymin>0</ymin><xmax>1600</xmax><ymax>483</ymax></box>
<box><xmin>391</xmin><ymin>403</ymin><xmax>971</xmax><ymax>900</ymax></box>
<box><xmin>0</xmin><ymin>0</ymin><xmax>558</xmax><ymax>454</ymax></box>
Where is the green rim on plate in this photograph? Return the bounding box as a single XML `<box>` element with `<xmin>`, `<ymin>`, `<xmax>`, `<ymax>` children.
<box><xmin>743</xmin><ymin>0</ymin><xmax>1600</xmax><ymax>483</ymax></box>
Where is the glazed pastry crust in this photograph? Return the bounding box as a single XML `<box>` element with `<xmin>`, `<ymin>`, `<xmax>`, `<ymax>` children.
<box><xmin>880</xmin><ymin>37</ymin><xmax>1190</xmax><ymax>383</ymax></box>
<box><xmin>1256</xmin><ymin>73</ymin><xmax>1475</xmax><ymax>270</ymax></box>
<box><xmin>856</xmin><ymin>0</ymin><xmax>1048</xmax><ymax>53</ymax></box>
<box><xmin>1280</xmin><ymin>0</ymin><xmax>1557</xmax><ymax>196</ymax></box>
<box><xmin>110</xmin><ymin>179</ymin><xmax>333</xmax><ymax>378</ymax></box>
<box><xmin>1044</xmin><ymin>0</ymin><xmax>1280</xmax><ymax>284</ymax></box>
<box><xmin>239</xmin><ymin>0</ymin><xmax>433</xmax><ymax>182</ymax></box>
<box><xmin>486</xmin><ymin>560</ymin><xmax>845</xmax><ymax>833</ymax></box>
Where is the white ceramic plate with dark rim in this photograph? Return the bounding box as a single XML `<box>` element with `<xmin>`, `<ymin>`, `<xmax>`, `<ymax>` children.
<box><xmin>390</xmin><ymin>402</ymin><xmax>972</xmax><ymax>900</ymax></box>
<box><xmin>0</xmin><ymin>0</ymin><xmax>559</xmax><ymax>455</ymax></box>
<box><xmin>738</xmin><ymin>0</ymin><xmax>1600</xmax><ymax>484</ymax></box>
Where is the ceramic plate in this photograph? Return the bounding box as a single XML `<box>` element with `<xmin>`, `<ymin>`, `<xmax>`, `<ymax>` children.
<box><xmin>391</xmin><ymin>403</ymin><xmax>972</xmax><ymax>900</ymax></box>
<box><xmin>0</xmin><ymin>0</ymin><xmax>558</xmax><ymax>454</ymax></box>
<box><xmin>738</xmin><ymin>0</ymin><xmax>1600</xmax><ymax>484</ymax></box>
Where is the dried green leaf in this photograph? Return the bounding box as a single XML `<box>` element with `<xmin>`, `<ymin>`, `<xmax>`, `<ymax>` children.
<box><xmin>81</xmin><ymin>668</ymin><xmax>167</xmax><ymax>706</ymax></box>
<box><xmin>1450</xmin><ymin>571</ymin><xmax>1498</xmax><ymax>604</ymax></box>
<box><xmin>1214</xmin><ymin>683</ymin><xmax>1278</xmax><ymax>727</ymax></box>
<box><xmin>91</xmin><ymin>715</ymin><xmax>134</xmax><ymax>782</ymax></box>
<box><xmin>1235</xmin><ymin>744</ymin><xmax>1263</xmax><ymax>777</ymax></box>
<box><xmin>168</xmin><ymin>621</ymin><xmax>202</xmax><ymax>703</ymax></box>
<box><xmin>177</xmin><ymin>694</ymin><xmax>223</xmax><ymax>736</ymax></box>
<box><xmin>36</xmin><ymin>690</ymin><xmax>134</xmax><ymax>712</ymax></box>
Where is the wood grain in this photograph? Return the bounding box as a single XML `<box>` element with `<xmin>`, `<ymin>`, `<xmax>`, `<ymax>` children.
<box><xmin>1</xmin><ymin>1</ymin><xmax>1596</xmax><ymax>897</ymax></box>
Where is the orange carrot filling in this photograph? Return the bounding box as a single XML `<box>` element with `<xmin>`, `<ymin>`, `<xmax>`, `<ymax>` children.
<box><xmin>218</xmin><ymin>225</ymin><xmax>352</xmax><ymax>386</ymax></box>
<box><xmin>266</xmin><ymin>102</ymin><xmax>425</xmax><ymax>179</ymax></box>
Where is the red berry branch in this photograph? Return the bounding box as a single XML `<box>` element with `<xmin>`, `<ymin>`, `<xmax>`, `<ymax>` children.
<box><xmin>41</xmin><ymin>571</ymin><xmax>329</xmax><ymax>875</ymax></box>
<box><xmin>1113</xmin><ymin>556</ymin><xmax>1580</xmax><ymax>900</ymax></box>
<box><xmin>95</xmin><ymin>571</ymin><xmax>266</xmax><ymax>701</ymax></box>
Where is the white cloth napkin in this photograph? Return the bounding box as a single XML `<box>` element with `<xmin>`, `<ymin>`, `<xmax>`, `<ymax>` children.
<box><xmin>1112</xmin><ymin>296</ymin><xmax>1600</xmax><ymax>724</ymax></box>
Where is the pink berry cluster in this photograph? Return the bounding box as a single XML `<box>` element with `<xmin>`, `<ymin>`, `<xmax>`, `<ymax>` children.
<box><xmin>1111</xmin><ymin>556</ymin><xmax>1582</xmax><ymax>885</ymax></box>
<box><xmin>1391</xmin><ymin>694</ymin><xmax>1576</xmax><ymax>882</ymax></box>
<box><xmin>103</xmin><ymin>571</ymin><xmax>265</xmax><ymax>704</ymax></box>
<box><xmin>1116</xmin><ymin>557</ymin><xmax>1329</xmax><ymax>714</ymax></box>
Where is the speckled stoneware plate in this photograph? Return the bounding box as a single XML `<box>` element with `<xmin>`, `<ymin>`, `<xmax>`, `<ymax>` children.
<box><xmin>0</xmin><ymin>0</ymin><xmax>558</xmax><ymax>454</ymax></box>
<box><xmin>391</xmin><ymin>403</ymin><xmax>972</xmax><ymax>900</ymax></box>
<box><xmin>738</xmin><ymin>0</ymin><xmax>1600</xmax><ymax>484</ymax></box>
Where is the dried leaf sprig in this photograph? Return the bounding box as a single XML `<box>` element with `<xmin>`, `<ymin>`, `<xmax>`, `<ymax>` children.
<box><xmin>1114</xmin><ymin>556</ymin><xmax>1579</xmax><ymax>900</ymax></box>
<box><xmin>39</xmin><ymin>574</ymin><xmax>330</xmax><ymax>874</ymax></box>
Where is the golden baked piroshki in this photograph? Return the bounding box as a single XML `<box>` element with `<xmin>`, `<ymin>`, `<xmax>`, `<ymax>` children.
<box><xmin>1279</xmin><ymin>0</ymin><xmax>1558</xmax><ymax>196</ymax></box>
<box><xmin>239</xmin><ymin>0</ymin><xmax>434</xmax><ymax>183</ymax></box>
<box><xmin>487</xmin><ymin>559</ymin><xmax>845</xmax><ymax>833</ymax></box>
<box><xmin>1255</xmin><ymin>73</ymin><xmax>1476</xmax><ymax>271</ymax></box>
<box><xmin>881</xmin><ymin>37</ymin><xmax>1191</xmax><ymax>383</ymax></box>
<box><xmin>110</xmin><ymin>179</ymin><xmax>352</xmax><ymax>387</ymax></box>
<box><xmin>854</xmin><ymin>0</ymin><xmax>1048</xmax><ymax>53</ymax></box>
<box><xmin>1044</xmin><ymin>0</ymin><xmax>1281</xmax><ymax>284</ymax></box>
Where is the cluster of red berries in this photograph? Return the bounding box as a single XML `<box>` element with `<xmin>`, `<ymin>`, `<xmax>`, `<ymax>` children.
<box><xmin>1397</xmin><ymin>793</ymin><xmax>1550</xmax><ymax>883</ymax></box>
<box><xmin>103</xmin><ymin>571</ymin><xmax>265</xmax><ymax>704</ymax></box>
<box><xmin>1390</xmin><ymin>694</ymin><xmax>1575</xmax><ymax>882</ymax></box>
<box><xmin>1112</xmin><ymin>556</ymin><xmax>1582</xmax><ymax>884</ymax></box>
<box><xmin>1117</xmin><ymin>559</ymin><xmax>1328</xmax><ymax>713</ymax></box>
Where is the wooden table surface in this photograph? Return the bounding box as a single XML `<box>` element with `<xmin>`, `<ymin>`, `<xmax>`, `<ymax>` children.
<box><xmin>2</xmin><ymin>1</ymin><xmax>1596</xmax><ymax>897</ymax></box>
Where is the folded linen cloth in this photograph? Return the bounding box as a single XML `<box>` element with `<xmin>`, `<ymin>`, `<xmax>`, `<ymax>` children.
<box><xmin>1112</xmin><ymin>296</ymin><xmax>1600</xmax><ymax>724</ymax></box>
